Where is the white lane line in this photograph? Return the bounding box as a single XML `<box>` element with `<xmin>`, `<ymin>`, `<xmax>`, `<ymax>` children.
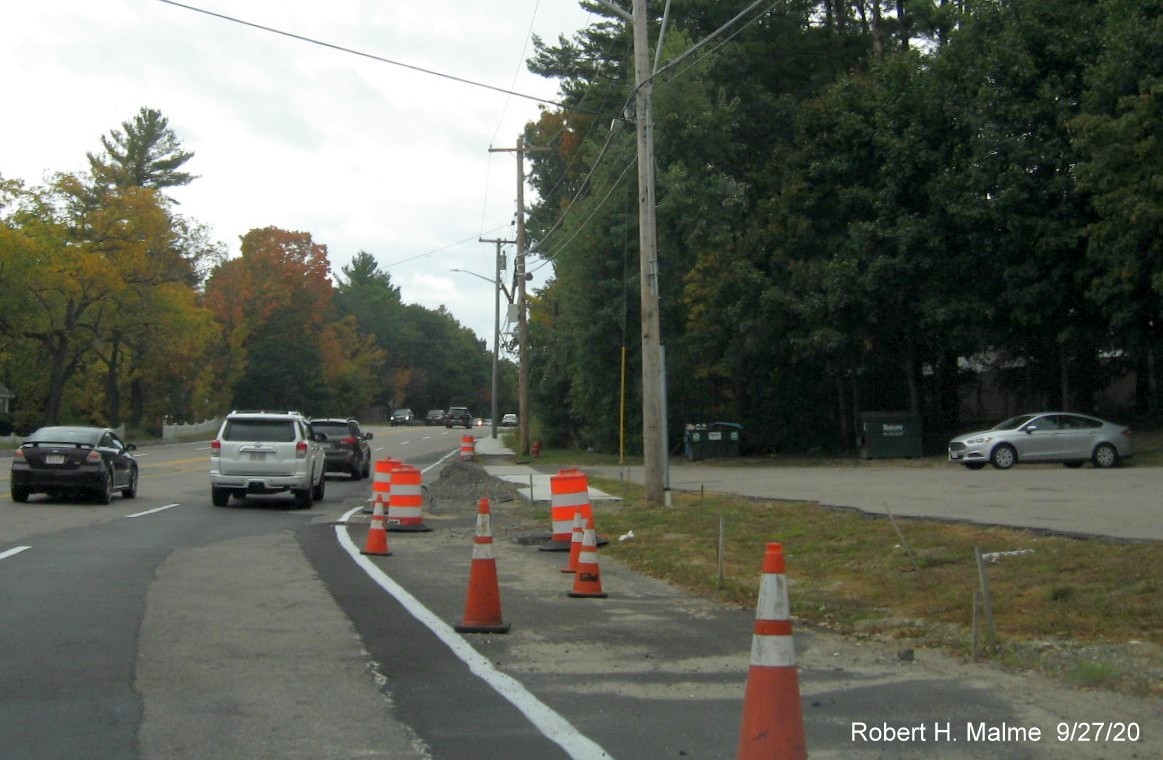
<box><xmin>125</xmin><ymin>503</ymin><xmax>181</xmax><ymax>518</ymax></box>
<box><xmin>1</xmin><ymin>546</ymin><xmax>31</xmax><ymax>561</ymax></box>
<box><xmin>336</xmin><ymin>506</ymin><xmax>612</xmax><ymax>760</ymax></box>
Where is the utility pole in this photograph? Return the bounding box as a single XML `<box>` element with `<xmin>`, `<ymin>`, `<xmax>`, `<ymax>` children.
<box><xmin>490</xmin><ymin>137</ymin><xmax>547</xmax><ymax>457</ymax></box>
<box><xmin>632</xmin><ymin>0</ymin><xmax>665</xmax><ymax>505</ymax></box>
<box><xmin>477</xmin><ymin>238</ymin><xmax>514</xmax><ymax>440</ymax></box>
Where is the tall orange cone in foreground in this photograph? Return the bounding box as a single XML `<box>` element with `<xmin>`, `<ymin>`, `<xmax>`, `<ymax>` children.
<box><xmin>454</xmin><ymin>498</ymin><xmax>511</xmax><ymax>634</ymax></box>
<box><xmin>360</xmin><ymin>497</ymin><xmax>392</xmax><ymax>557</ymax></box>
<box><xmin>561</xmin><ymin>511</ymin><xmax>584</xmax><ymax>574</ymax></box>
<box><xmin>737</xmin><ymin>542</ymin><xmax>806</xmax><ymax>760</ymax></box>
<box><xmin>566</xmin><ymin>526</ymin><xmax>607</xmax><ymax>598</ymax></box>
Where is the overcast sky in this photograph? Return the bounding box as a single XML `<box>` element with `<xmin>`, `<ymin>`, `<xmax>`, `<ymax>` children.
<box><xmin>2</xmin><ymin>0</ymin><xmax>598</xmax><ymax>352</ymax></box>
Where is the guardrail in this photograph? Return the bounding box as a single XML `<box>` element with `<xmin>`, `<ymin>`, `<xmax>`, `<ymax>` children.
<box><xmin>162</xmin><ymin>418</ymin><xmax>221</xmax><ymax>442</ymax></box>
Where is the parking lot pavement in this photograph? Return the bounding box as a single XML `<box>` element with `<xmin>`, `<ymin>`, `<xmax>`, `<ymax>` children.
<box><xmin>581</xmin><ymin>460</ymin><xmax>1163</xmax><ymax>541</ymax></box>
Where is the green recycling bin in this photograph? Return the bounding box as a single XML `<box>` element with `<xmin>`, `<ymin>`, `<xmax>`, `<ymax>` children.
<box><xmin>858</xmin><ymin>411</ymin><xmax>922</xmax><ymax>459</ymax></box>
<box><xmin>685</xmin><ymin>422</ymin><xmax>742</xmax><ymax>460</ymax></box>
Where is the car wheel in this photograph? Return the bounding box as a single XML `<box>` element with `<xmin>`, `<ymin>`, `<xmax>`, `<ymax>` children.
<box><xmin>1092</xmin><ymin>443</ymin><xmax>1119</xmax><ymax>469</ymax></box>
<box><xmin>989</xmin><ymin>444</ymin><xmax>1017</xmax><ymax>470</ymax></box>
<box><xmin>96</xmin><ymin>466</ymin><xmax>115</xmax><ymax>504</ymax></box>
<box><xmin>1062</xmin><ymin>461</ymin><xmax>1084</xmax><ymax>469</ymax></box>
<box><xmin>294</xmin><ymin>486</ymin><xmax>314</xmax><ymax>509</ymax></box>
<box><xmin>11</xmin><ymin>487</ymin><xmax>29</xmax><ymax>503</ymax></box>
<box><xmin>312</xmin><ymin>472</ymin><xmax>325</xmax><ymax>501</ymax></box>
<box><xmin>211</xmin><ymin>487</ymin><xmax>231</xmax><ymax>507</ymax></box>
<box><xmin>963</xmin><ymin>462</ymin><xmax>986</xmax><ymax>470</ymax></box>
<box><xmin>350</xmin><ymin>459</ymin><xmax>362</xmax><ymax>480</ymax></box>
<box><xmin>362</xmin><ymin>454</ymin><xmax>371</xmax><ymax>479</ymax></box>
<box><xmin>123</xmin><ymin>466</ymin><xmax>139</xmax><ymax>498</ymax></box>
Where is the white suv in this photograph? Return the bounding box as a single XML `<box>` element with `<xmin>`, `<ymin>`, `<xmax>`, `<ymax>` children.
<box><xmin>210</xmin><ymin>411</ymin><xmax>327</xmax><ymax>508</ymax></box>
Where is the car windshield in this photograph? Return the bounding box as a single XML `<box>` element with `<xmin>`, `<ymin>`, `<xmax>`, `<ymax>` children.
<box><xmin>26</xmin><ymin>427</ymin><xmax>100</xmax><ymax>446</ymax></box>
<box><xmin>311</xmin><ymin>423</ymin><xmax>350</xmax><ymax>437</ymax></box>
<box><xmin>991</xmin><ymin>414</ymin><xmax>1038</xmax><ymax>431</ymax></box>
<box><xmin>223</xmin><ymin>419</ymin><xmax>296</xmax><ymax>442</ymax></box>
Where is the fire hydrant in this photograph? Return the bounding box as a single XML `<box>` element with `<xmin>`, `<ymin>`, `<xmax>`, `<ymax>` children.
<box><xmin>531</xmin><ymin>439</ymin><xmax>542</xmax><ymax>458</ymax></box>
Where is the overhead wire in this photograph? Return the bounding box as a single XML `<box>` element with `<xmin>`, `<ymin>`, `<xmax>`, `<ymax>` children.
<box><xmin>155</xmin><ymin>0</ymin><xmax>582</xmax><ymax>111</ymax></box>
<box><xmin>156</xmin><ymin>0</ymin><xmax>777</xmax><ymax>278</ymax></box>
<box><xmin>531</xmin><ymin>0</ymin><xmax>780</xmax><ymax>272</ymax></box>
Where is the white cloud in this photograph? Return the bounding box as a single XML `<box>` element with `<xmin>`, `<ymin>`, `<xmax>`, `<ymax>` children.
<box><xmin>0</xmin><ymin>0</ymin><xmax>599</xmax><ymax>349</ymax></box>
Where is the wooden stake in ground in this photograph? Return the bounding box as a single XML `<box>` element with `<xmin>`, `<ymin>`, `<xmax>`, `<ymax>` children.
<box><xmin>974</xmin><ymin>547</ymin><xmax>997</xmax><ymax>654</ymax></box>
<box><xmin>884</xmin><ymin>501</ymin><xmax>920</xmax><ymax>574</ymax></box>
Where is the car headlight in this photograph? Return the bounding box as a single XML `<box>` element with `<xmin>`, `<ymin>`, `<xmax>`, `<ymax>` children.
<box><xmin>966</xmin><ymin>436</ymin><xmax>993</xmax><ymax>445</ymax></box>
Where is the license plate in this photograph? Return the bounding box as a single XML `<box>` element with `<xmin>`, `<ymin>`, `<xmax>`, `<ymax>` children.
<box><xmin>950</xmin><ymin>452</ymin><xmax>962</xmax><ymax>460</ymax></box>
<box><xmin>45</xmin><ymin>454</ymin><xmax>65</xmax><ymax>465</ymax></box>
<box><xmin>248</xmin><ymin>452</ymin><xmax>266</xmax><ymax>461</ymax></box>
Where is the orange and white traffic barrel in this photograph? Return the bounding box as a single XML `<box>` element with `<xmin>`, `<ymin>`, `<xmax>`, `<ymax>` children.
<box><xmin>366</xmin><ymin>457</ymin><xmax>400</xmax><ymax>513</ymax></box>
<box><xmin>386</xmin><ymin>464</ymin><xmax>431</xmax><ymax>532</ymax></box>
<box><xmin>540</xmin><ymin>468</ymin><xmax>592</xmax><ymax>551</ymax></box>
<box><xmin>460</xmin><ymin>435</ymin><xmax>475</xmax><ymax>461</ymax></box>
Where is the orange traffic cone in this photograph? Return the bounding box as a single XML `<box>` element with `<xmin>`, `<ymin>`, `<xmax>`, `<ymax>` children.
<box><xmin>561</xmin><ymin>511</ymin><xmax>584</xmax><ymax>574</ymax></box>
<box><xmin>360</xmin><ymin>498</ymin><xmax>392</xmax><ymax>557</ymax></box>
<box><xmin>567</xmin><ymin>526</ymin><xmax>607</xmax><ymax>598</ymax></box>
<box><xmin>454</xmin><ymin>498</ymin><xmax>511</xmax><ymax>634</ymax></box>
<box><xmin>737</xmin><ymin>542</ymin><xmax>806</xmax><ymax>760</ymax></box>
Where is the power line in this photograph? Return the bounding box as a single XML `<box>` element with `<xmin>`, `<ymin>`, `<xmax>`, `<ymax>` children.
<box><xmin>156</xmin><ymin>0</ymin><xmax>576</xmax><ymax>110</ymax></box>
<box><xmin>381</xmin><ymin>224</ymin><xmax>509</xmax><ymax>270</ymax></box>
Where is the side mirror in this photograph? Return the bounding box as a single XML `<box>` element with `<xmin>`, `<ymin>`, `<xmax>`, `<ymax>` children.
<box><xmin>365</xmin><ymin>432</ymin><xmax>374</xmax><ymax>440</ymax></box>
<box><xmin>126</xmin><ymin>443</ymin><xmax>137</xmax><ymax>451</ymax></box>
<box><xmin>1024</xmin><ymin>425</ymin><xmax>1038</xmax><ymax>434</ymax></box>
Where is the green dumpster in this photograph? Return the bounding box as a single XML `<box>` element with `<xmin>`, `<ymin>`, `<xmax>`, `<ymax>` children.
<box><xmin>685</xmin><ymin>422</ymin><xmax>743</xmax><ymax>461</ymax></box>
<box><xmin>858</xmin><ymin>411</ymin><xmax>922</xmax><ymax>459</ymax></box>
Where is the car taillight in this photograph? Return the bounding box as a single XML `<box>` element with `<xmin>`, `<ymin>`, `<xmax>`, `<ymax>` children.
<box><xmin>296</xmin><ymin>440</ymin><xmax>308</xmax><ymax>458</ymax></box>
<box><xmin>342</xmin><ymin>436</ymin><xmax>356</xmax><ymax>445</ymax></box>
<box><xmin>210</xmin><ymin>440</ymin><xmax>221</xmax><ymax>457</ymax></box>
<box><xmin>86</xmin><ymin>450</ymin><xmax>102</xmax><ymax>462</ymax></box>
<box><xmin>14</xmin><ymin>448</ymin><xmax>24</xmax><ymax>462</ymax></box>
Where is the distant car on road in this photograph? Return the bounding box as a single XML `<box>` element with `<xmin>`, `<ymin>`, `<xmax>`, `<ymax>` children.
<box><xmin>948</xmin><ymin>412</ymin><xmax>1133</xmax><ymax>470</ymax></box>
<box><xmin>425</xmin><ymin>409</ymin><xmax>444</xmax><ymax>426</ymax></box>
<box><xmin>10</xmin><ymin>426</ymin><xmax>139</xmax><ymax>504</ymax></box>
<box><xmin>444</xmin><ymin>406</ymin><xmax>472</xmax><ymax>429</ymax></box>
<box><xmin>310</xmin><ymin>417</ymin><xmax>373</xmax><ymax>480</ymax></box>
<box><xmin>390</xmin><ymin>408</ymin><xmax>414</xmax><ymax>426</ymax></box>
<box><xmin>500</xmin><ymin>413</ymin><xmax>518</xmax><ymax>427</ymax></box>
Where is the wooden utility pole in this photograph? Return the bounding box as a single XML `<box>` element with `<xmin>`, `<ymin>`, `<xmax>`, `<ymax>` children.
<box><xmin>632</xmin><ymin>0</ymin><xmax>665</xmax><ymax>505</ymax></box>
<box><xmin>490</xmin><ymin>138</ymin><xmax>547</xmax><ymax>456</ymax></box>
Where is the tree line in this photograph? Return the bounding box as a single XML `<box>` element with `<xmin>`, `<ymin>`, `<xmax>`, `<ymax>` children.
<box><xmin>522</xmin><ymin>0</ymin><xmax>1161</xmax><ymax>454</ymax></box>
<box><xmin>0</xmin><ymin>108</ymin><xmax>505</xmax><ymax>435</ymax></box>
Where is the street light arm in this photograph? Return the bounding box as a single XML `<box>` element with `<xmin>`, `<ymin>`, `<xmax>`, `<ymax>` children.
<box><xmin>449</xmin><ymin>268</ymin><xmax>497</xmax><ymax>286</ymax></box>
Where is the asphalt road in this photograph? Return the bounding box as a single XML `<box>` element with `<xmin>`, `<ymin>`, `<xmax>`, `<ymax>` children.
<box><xmin>588</xmin><ymin>460</ymin><xmax>1163</xmax><ymax>541</ymax></box>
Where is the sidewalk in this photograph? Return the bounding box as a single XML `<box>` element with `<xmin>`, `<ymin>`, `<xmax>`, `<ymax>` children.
<box><xmin>473</xmin><ymin>435</ymin><xmax>620</xmax><ymax>506</ymax></box>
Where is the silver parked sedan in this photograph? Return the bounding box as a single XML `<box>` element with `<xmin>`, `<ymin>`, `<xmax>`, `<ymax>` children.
<box><xmin>948</xmin><ymin>412</ymin><xmax>1133</xmax><ymax>470</ymax></box>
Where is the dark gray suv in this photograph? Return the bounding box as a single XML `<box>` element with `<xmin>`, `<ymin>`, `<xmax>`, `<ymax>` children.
<box><xmin>444</xmin><ymin>406</ymin><xmax>472</xmax><ymax>429</ymax></box>
<box><xmin>310</xmin><ymin>418</ymin><xmax>373</xmax><ymax>480</ymax></box>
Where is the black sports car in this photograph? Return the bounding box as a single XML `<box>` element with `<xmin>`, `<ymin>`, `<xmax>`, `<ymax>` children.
<box><xmin>10</xmin><ymin>426</ymin><xmax>139</xmax><ymax>504</ymax></box>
